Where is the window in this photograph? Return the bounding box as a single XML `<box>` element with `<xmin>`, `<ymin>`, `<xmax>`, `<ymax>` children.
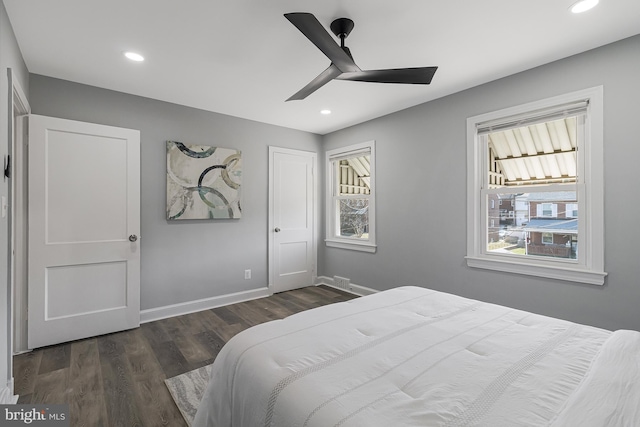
<box><xmin>566</xmin><ymin>203</ymin><xmax>578</xmax><ymax>218</ymax></box>
<box><xmin>541</xmin><ymin>204</ymin><xmax>554</xmax><ymax>217</ymax></box>
<box><xmin>466</xmin><ymin>87</ymin><xmax>606</xmax><ymax>285</ymax></box>
<box><xmin>325</xmin><ymin>141</ymin><xmax>376</xmax><ymax>252</ymax></box>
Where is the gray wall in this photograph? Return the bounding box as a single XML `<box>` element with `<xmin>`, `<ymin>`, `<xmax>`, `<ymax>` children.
<box><xmin>320</xmin><ymin>34</ymin><xmax>640</xmax><ymax>332</ymax></box>
<box><xmin>29</xmin><ymin>74</ymin><xmax>322</xmax><ymax>310</ymax></box>
<box><xmin>1</xmin><ymin>0</ymin><xmax>29</xmax><ymax>395</ymax></box>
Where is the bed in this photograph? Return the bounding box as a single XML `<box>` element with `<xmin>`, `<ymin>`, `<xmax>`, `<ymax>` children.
<box><xmin>193</xmin><ymin>286</ymin><xmax>640</xmax><ymax>426</ymax></box>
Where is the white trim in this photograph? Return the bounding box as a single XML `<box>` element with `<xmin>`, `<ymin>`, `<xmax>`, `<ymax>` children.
<box><xmin>476</xmin><ymin>100</ymin><xmax>589</xmax><ymax>135</ymax></box>
<box><xmin>324</xmin><ymin>238</ymin><xmax>377</xmax><ymax>253</ymax></box>
<box><xmin>140</xmin><ymin>287</ymin><xmax>270</xmax><ymax>324</ymax></box>
<box><xmin>1</xmin><ymin>383</ymin><xmax>19</xmax><ymax>404</ymax></box>
<box><xmin>465</xmin><ymin>256</ymin><xmax>606</xmax><ymax>286</ymax></box>
<box><xmin>315</xmin><ymin>276</ymin><xmax>378</xmax><ymax>296</ymax></box>
<box><xmin>6</xmin><ymin>70</ymin><xmax>31</xmax><ymax>404</ymax></box>
<box><xmin>11</xmin><ymin>73</ymin><xmax>29</xmax><ymax>114</ymax></box>
<box><xmin>328</xmin><ymin>147</ymin><xmax>372</xmax><ymax>162</ymax></box>
<box><xmin>140</xmin><ymin>280</ymin><xmax>377</xmax><ymax>325</ymax></box>
<box><xmin>325</xmin><ymin>141</ymin><xmax>376</xmax><ymax>252</ymax></box>
<box><xmin>10</xmin><ymin>93</ymin><xmax>29</xmax><ymax>355</ymax></box>
<box><xmin>466</xmin><ymin>87</ymin><xmax>606</xmax><ymax>285</ymax></box>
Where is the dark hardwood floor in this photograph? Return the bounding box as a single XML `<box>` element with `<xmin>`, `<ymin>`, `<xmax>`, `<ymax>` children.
<box><xmin>13</xmin><ymin>285</ymin><xmax>357</xmax><ymax>427</ymax></box>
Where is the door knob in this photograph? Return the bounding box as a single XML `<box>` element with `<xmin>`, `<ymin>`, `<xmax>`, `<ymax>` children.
<box><xmin>129</xmin><ymin>234</ymin><xmax>138</xmax><ymax>242</ymax></box>
<box><xmin>274</xmin><ymin>227</ymin><xmax>281</xmax><ymax>233</ymax></box>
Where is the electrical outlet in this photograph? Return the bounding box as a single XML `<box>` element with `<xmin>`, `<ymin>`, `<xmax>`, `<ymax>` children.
<box><xmin>244</xmin><ymin>269</ymin><xmax>251</xmax><ymax>280</ymax></box>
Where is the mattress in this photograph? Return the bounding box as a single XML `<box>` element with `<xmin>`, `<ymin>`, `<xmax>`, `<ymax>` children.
<box><xmin>193</xmin><ymin>286</ymin><xmax>640</xmax><ymax>427</ymax></box>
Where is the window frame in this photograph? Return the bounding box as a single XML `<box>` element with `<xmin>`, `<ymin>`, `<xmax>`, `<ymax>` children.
<box><xmin>466</xmin><ymin>87</ymin><xmax>606</xmax><ymax>285</ymax></box>
<box><xmin>325</xmin><ymin>140</ymin><xmax>376</xmax><ymax>253</ymax></box>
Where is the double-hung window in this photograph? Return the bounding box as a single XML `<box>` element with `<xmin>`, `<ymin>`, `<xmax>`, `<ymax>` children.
<box><xmin>466</xmin><ymin>87</ymin><xmax>606</xmax><ymax>285</ymax></box>
<box><xmin>325</xmin><ymin>141</ymin><xmax>376</xmax><ymax>252</ymax></box>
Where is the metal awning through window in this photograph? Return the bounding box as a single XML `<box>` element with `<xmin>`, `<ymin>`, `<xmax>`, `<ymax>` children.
<box><xmin>338</xmin><ymin>155</ymin><xmax>370</xmax><ymax>195</ymax></box>
<box><xmin>488</xmin><ymin>116</ymin><xmax>578</xmax><ymax>186</ymax></box>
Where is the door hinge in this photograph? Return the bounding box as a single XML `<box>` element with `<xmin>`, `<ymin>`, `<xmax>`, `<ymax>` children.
<box><xmin>3</xmin><ymin>154</ymin><xmax>10</xmax><ymax>179</ymax></box>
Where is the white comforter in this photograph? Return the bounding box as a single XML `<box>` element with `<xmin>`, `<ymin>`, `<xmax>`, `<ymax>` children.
<box><xmin>193</xmin><ymin>286</ymin><xmax>640</xmax><ymax>427</ymax></box>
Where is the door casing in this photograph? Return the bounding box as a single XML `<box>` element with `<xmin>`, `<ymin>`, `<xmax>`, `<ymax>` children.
<box><xmin>6</xmin><ymin>70</ymin><xmax>30</xmax><ymax>405</ymax></box>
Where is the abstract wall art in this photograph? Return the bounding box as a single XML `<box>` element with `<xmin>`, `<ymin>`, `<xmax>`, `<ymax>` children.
<box><xmin>166</xmin><ymin>141</ymin><xmax>242</xmax><ymax>220</ymax></box>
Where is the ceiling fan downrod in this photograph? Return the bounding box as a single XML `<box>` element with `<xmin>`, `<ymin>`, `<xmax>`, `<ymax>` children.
<box><xmin>330</xmin><ymin>17</ymin><xmax>355</xmax><ymax>58</ymax></box>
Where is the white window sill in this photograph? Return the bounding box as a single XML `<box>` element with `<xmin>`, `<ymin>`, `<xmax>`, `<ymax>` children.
<box><xmin>465</xmin><ymin>256</ymin><xmax>606</xmax><ymax>286</ymax></box>
<box><xmin>325</xmin><ymin>238</ymin><xmax>377</xmax><ymax>253</ymax></box>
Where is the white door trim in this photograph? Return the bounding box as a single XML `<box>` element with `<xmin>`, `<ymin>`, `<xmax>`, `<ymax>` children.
<box><xmin>6</xmin><ymin>69</ymin><xmax>30</xmax><ymax>404</ymax></box>
<box><xmin>268</xmin><ymin>146</ymin><xmax>318</xmax><ymax>294</ymax></box>
<box><xmin>10</xmin><ymin>76</ymin><xmax>29</xmax><ymax>355</ymax></box>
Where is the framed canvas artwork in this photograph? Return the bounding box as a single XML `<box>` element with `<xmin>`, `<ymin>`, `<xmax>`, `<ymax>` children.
<box><xmin>166</xmin><ymin>141</ymin><xmax>242</xmax><ymax>219</ymax></box>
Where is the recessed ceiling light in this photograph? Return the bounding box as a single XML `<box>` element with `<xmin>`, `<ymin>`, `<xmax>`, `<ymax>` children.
<box><xmin>124</xmin><ymin>51</ymin><xmax>145</xmax><ymax>62</ymax></box>
<box><xmin>570</xmin><ymin>0</ymin><xmax>599</xmax><ymax>13</ymax></box>
<box><xmin>320</xmin><ymin>109</ymin><xmax>332</xmax><ymax>115</ymax></box>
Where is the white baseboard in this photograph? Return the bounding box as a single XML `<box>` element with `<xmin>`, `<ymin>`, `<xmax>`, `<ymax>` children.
<box><xmin>140</xmin><ymin>287</ymin><xmax>271</xmax><ymax>324</ymax></box>
<box><xmin>139</xmin><ymin>280</ymin><xmax>375</xmax><ymax>325</ymax></box>
<box><xmin>1</xmin><ymin>380</ymin><xmax>18</xmax><ymax>404</ymax></box>
<box><xmin>315</xmin><ymin>276</ymin><xmax>378</xmax><ymax>296</ymax></box>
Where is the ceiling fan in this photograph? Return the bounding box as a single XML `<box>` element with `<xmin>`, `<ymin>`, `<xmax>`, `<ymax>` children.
<box><xmin>284</xmin><ymin>12</ymin><xmax>438</xmax><ymax>101</ymax></box>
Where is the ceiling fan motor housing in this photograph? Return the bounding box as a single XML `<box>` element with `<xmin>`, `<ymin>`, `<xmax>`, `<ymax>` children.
<box><xmin>330</xmin><ymin>18</ymin><xmax>354</xmax><ymax>41</ymax></box>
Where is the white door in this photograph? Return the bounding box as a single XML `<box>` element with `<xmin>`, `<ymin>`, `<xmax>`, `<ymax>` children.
<box><xmin>28</xmin><ymin>115</ymin><xmax>140</xmax><ymax>349</ymax></box>
<box><xmin>269</xmin><ymin>147</ymin><xmax>316</xmax><ymax>293</ymax></box>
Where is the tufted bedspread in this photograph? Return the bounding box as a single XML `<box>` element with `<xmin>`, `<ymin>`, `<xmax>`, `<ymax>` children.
<box><xmin>193</xmin><ymin>286</ymin><xmax>640</xmax><ymax>427</ymax></box>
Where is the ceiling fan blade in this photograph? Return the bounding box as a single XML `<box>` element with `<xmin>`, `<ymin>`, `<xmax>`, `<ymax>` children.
<box><xmin>284</xmin><ymin>13</ymin><xmax>360</xmax><ymax>73</ymax></box>
<box><xmin>287</xmin><ymin>64</ymin><xmax>342</xmax><ymax>101</ymax></box>
<box><xmin>336</xmin><ymin>66</ymin><xmax>438</xmax><ymax>84</ymax></box>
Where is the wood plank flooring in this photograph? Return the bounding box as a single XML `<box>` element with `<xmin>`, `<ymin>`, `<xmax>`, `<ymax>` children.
<box><xmin>13</xmin><ymin>285</ymin><xmax>357</xmax><ymax>427</ymax></box>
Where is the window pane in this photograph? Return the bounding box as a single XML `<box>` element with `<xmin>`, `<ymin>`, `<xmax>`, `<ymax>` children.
<box><xmin>487</xmin><ymin>191</ymin><xmax>577</xmax><ymax>260</ymax></box>
<box><xmin>333</xmin><ymin>152</ymin><xmax>371</xmax><ymax>240</ymax></box>
<box><xmin>336</xmin><ymin>155</ymin><xmax>371</xmax><ymax>196</ymax></box>
<box><xmin>338</xmin><ymin>198</ymin><xmax>369</xmax><ymax>238</ymax></box>
<box><xmin>487</xmin><ymin>117</ymin><xmax>578</xmax><ymax>188</ymax></box>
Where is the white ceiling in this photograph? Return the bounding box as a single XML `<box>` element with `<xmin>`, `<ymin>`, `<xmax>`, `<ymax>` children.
<box><xmin>4</xmin><ymin>1</ymin><xmax>640</xmax><ymax>135</ymax></box>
